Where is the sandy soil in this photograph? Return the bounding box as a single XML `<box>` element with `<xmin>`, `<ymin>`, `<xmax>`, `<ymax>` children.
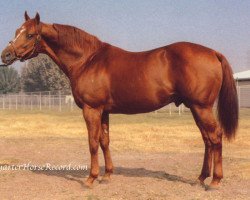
<box><xmin>0</xmin><ymin>137</ymin><xmax>249</xmax><ymax>200</ymax></box>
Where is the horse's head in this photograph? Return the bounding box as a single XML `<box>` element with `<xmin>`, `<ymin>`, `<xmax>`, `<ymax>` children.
<box><xmin>1</xmin><ymin>11</ymin><xmax>42</xmax><ymax>65</ymax></box>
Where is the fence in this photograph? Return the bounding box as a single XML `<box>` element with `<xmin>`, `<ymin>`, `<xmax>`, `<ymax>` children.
<box><xmin>0</xmin><ymin>91</ymin><xmax>76</xmax><ymax>112</ymax></box>
<box><xmin>0</xmin><ymin>85</ymin><xmax>249</xmax><ymax>114</ymax></box>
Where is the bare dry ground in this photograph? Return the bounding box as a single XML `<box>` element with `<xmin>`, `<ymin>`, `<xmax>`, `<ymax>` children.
<box><xmin>0</xmin><ymin>109</ymin><xmax>249</xmax><ymax>199</ymax></box>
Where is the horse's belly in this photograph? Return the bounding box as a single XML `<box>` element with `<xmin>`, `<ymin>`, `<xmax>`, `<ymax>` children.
<box><xmin>107</xmin><ymin>104</ymin><xmax>167</xmax><ymax>114</ymax></box>
<box><xmin>106</xmin><ymin>93</ymin><xmax>174</xmax><ymax>114</ymax></box>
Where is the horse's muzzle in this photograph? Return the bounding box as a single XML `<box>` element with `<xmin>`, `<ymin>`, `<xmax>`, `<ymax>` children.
<box><xmin>1</xmin><ymin>47</ymin><xmax>16</xmax><ymax>65</ymax></box>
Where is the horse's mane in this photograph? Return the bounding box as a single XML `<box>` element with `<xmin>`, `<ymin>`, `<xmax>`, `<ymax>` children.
<box><xmin>52</xmin><ymin>24</ymin><xmax>102</xmax><ymax>49</ymax></box>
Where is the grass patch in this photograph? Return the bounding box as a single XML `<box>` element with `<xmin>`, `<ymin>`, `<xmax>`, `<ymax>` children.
<box><xmin>0</xmin><ymin>108</ymin><xmax>249</xmax><ymax>154</ymax></box>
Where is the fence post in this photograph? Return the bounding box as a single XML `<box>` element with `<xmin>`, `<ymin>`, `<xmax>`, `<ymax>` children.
<box><xmin>30</xmin><ymin>94</ymin><xmax>33</xmax><ymax>110</ymax></box>
<box><xmin>59</xmin><ymin>91</ymin><xmax>62</xmax><ymax>112</ymax></box>
<box><xmin>15</xmin><ymin>95</ymin><xmax>18</xmax><ymax>110</ymax></box>
<box><xmin>49</xmin><ymin>91</ymin><xmax>51</xmax><ymax>110</ymax></box>
<box><xmin>2</xmin><ymin>95</ymin><xmax>5</xmax><ymax>109</ymax></box>
<box><xmin>52</xmin><ymin>95</ymin><xmax>54</xmax><ymax>109</ymax></box>
<box><xmin>8</xmin><ymin>95</ymin><xmax>11</xmax><ymax>110</ymax></box>
<box><xmin>39</xmin><ymin>92</ymin><xmax>42</xmax><ymax>111</ymax></box>
<box><xmin>23</xmin><ymin>94</ymin><xmax>25</xmax><ymax>110</ymax></box>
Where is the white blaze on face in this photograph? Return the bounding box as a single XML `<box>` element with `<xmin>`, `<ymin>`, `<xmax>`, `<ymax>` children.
<box><xmin>13</xmin><ymin>26</ymin><xmax>26</xmax><ymax>43</ymax></box>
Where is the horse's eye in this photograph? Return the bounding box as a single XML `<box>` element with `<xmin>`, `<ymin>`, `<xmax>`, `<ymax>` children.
<box><xmin>27</xmin><ymin>34</ymin><xmax>33</xmax><ymax>39</ymax></box>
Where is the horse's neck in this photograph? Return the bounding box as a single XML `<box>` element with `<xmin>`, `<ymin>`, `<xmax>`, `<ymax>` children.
<box><xmin>41</xmin><ymin>23</ymin><xmax>102</xmax><ymax>78</ymax></box>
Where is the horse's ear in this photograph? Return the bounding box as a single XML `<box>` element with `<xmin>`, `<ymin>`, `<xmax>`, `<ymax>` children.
<box><xmin>24</xmin><ymin>11</ymin><xmax>30</xmax><ymax>21</ymax></box>
<box><xmin>35</xmin><ymin>12</ymin><xmax>40</xmax><ymax>24</ymax></box>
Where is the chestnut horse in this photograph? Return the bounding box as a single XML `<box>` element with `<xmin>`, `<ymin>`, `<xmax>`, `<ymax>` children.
<box><xmin>1</xmin><ymin>12</ymin><xmax>238</xmax><ymax>190</ymax></box>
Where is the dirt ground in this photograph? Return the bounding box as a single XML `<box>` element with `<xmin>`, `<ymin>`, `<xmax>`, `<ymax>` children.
<box><xmin>0</xmin><ymin>110</ymin><xmax>249</xmax><ymax>199</ymax></box>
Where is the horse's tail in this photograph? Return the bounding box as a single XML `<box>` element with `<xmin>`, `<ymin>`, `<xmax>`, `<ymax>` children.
<box><xmin>216</xmin><ymin>52</ymin><xmax>239</xmax><ymax>140</ymax></box>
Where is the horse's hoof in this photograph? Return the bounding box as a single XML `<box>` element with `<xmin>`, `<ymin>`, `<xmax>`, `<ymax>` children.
<box><xmin>205</xmin><ymin>184</ymin><xmax>220</xmax><ymax>191</ymax></box>
<box><xmin>100</xmin><ymin>175</ymin><xmax>111</xmax><ymax>184</ymax></box>
<box><xmin>193</xmin><ymin>176</ymin><xmax>206</xmax><ymax>187</ymax></box>
<box><xmin>194</xmin><ymin>179</ymin><xmax>205</xmax><ymax>187</ymax></box>
<box><xmin>83</xmin><ymin>180</ymin><xmax>94</xmax><ymax>189</ymax></box>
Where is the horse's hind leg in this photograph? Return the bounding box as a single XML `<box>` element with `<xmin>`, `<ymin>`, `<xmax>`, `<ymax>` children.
<box><xmin>191</xmin><ymin>106</ymin><xmax>213</xmax><ymax>185</ymax></box>
<box><xmin>191</xmin><ymin>105</ymin><xmax>223</xmax><ymax>189</ymax></box>
<box><xmin>100</xmin><ymin>112</ymin><xmax>113</xmax><ymax>183</ymax></box>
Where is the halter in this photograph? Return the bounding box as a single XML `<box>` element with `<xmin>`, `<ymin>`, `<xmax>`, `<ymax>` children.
<box><xmin>9</xmin><ymin>23</ymin><xmax>42</xmax><ymax>62</ymax></box>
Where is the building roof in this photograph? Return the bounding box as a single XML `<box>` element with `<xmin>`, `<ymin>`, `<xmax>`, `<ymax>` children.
<box><xmin>233</xmin><ymin>70</ymin><xmax>250</xmax><ymax>80</ymax></box>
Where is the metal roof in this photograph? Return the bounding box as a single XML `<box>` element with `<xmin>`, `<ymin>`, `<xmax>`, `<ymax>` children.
<box><xmin>233</xmin><ymin>70</ymin><xmax>250</xmax><ymax>80</ymax></box>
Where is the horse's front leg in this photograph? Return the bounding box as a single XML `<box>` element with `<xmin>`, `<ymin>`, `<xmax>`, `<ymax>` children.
<box><xmin>83</xmin><ymin>105</ymin><xmax>103</xmax><ymax>188</ymax></box>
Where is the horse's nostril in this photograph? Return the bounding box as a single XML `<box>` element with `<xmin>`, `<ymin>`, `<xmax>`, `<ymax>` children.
<box><xmin>6</xmin><ymin>52</ymin><xmax>11</xmax><ymax>58</ymax></box>
<box><xmin>4</xmin><ymin>52</ymin><xmax>13</xmax><ymax>61</ymax></box>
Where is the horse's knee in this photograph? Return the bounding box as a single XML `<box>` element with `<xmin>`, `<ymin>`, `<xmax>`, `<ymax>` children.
<box><xmin>100</xmin><ymin>136</ymin><xmax>109</xmax><ymax>150</ymax></box>
<box><xmin>89</xmin><ymin>139</ymin><xmax>99</xmax><ymax>154</ymax></box>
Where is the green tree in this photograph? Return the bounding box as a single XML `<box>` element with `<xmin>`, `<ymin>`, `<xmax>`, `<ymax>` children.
<box><xmin>21</xmin><ymin>54</ymin><xmax>70</xmax><ymax>92</ymax></box>
<box><xmin>0</xmin><ymin>67</ymin><xmax>20</xmax><ymax>94</ymax></box>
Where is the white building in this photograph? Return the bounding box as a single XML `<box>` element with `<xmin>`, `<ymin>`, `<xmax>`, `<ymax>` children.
<box><xmin>234</xmin><ymin>70</ymin><xmax>250</xmax><ymax>86</ymax></box>
<box><xmin>234</xmin><ymin>70</ymin><xmax>250</xmax><ymax>108</ymax></box>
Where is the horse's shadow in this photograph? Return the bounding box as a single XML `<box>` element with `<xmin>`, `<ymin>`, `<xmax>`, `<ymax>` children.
<box><xmin>31</xmin><ymin>166</ymin><xmax>198</xmax><ymax>187</ymax></box>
